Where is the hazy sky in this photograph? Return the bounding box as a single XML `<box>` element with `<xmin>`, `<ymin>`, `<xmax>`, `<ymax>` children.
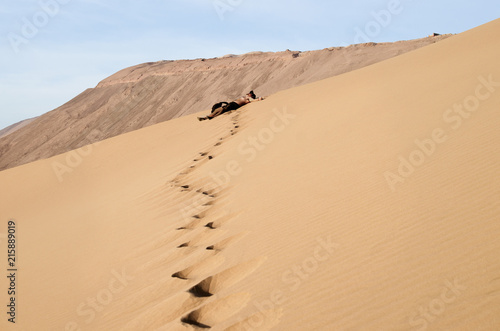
<box><xmin>0</xmin><ymin>0</ymin><xmax>498</xmax><ymax>129</ymax></box>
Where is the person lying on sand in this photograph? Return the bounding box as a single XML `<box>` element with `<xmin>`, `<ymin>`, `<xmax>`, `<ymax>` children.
<box><xmin>198</xmin><ymin>90</ymin><xmax>264</xmax><ymax>121</ymax></box>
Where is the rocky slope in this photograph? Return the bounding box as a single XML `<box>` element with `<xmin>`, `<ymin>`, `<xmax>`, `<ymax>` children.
<box><xmin>0</xmin><ymin>117</ymin><xmax>37</xmax><ymax>139</ymax></box>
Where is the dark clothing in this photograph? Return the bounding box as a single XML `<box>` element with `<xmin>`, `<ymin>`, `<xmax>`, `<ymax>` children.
<box><xmin>211</xmin><ymin>101</ymin><xmax>229</xmax><ymax>112</ymax></box>
<box><xmin>216</xmin><ymin>101</ymin><xmax>240</xmax><ymax>115</ymax></box>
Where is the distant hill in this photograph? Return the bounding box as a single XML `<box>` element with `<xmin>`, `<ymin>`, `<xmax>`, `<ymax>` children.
<box><xmin>0</xmin><ymin>35</ymin><xmax>451</xmax><ymax>171</ymax></box>
<box><xmin>0</xmin><ymin>117</ymin><xmax>37</xmax><ymax>139</ymax></box>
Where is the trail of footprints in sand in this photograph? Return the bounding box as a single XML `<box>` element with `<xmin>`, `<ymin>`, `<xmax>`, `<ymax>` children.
<box><xmin>125</xmin><ymin>113</ymin><xmax>276</xmax><ymax>330</ymax></box>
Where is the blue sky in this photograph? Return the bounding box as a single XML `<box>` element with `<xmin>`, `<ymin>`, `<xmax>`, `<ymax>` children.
<box><xmin>0</xmin><ymin>0</ymin><xmax>498</xmax><ymax>129</ymax></box>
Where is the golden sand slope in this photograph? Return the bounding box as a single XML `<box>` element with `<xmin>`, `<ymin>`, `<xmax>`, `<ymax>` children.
<box><xmin>1</xmin><ymin>19</ymin><xmax>500</xmax><ymax>330</ymax></box>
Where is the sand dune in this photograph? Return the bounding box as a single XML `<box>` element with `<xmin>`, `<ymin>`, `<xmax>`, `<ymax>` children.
<box><xmin>0</xmin><ymin>35</ymin><xmax>450</xmax><ymax>172</ymax></box>
<box><xmin>1</xmin><ymin>19</ymin><xmax>500</xmax><ymax>331</ymax></box>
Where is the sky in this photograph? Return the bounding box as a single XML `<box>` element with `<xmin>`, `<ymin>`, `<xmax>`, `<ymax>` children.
<box><xmin>0</xmin><ymin>0</ymin><xmax>498</xmax><ymax>129</ymax></box>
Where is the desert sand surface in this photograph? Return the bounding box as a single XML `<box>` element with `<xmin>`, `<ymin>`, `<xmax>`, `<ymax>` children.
<box><xmin>0</xmin><ymin>35</ymin><xmax>450</xmax><ymax>172</ymax></box>
<box><xmin>1</xmin><ymin>19</ymin><xmax>500</xmax><ymax>331</ymax></box>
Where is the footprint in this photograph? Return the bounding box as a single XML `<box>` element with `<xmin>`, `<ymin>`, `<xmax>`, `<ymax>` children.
<box><xmin>181</xmin><ymin>317</ymin><xmax>211</xmax><ymax>328</ymax></box>
<box><xmin>206</xmin><ymin>232</ymin><xmax>249</xmax><ymax>251</ymax></box>
<box><xmin>172</xmin><ymin>255</ymin><xmax>225</xmax><ymax>280</ymax></box>
<box><xmin>177</xmin><ymin>229</ymin><xmax>224</xmax><ymax>250</ymax></box>
<box><xmin>201</xmin><ymin>200</ymin><xmax>215</xmax><ymax>206</ymax></box>
<box><xmin>181</xmin><ymin>293</ymin><xmax>251</xmax><ymax>328</ymax></box>
<box><xmin>195</xmin><ymin>188</ymin><xmax>217</xmax><ymax>198</ymax></box>
<box><xmin>122</xmin><ymin>292</ymin><xmax>204</xmax><ymax>330</ymax></box>
<box><xmin>201</xmin><ymin>211</ymin><xmax>243</xmax><ymax>230</ymax></box>
<box><xmin>189</xmin><ymin>279</ymin><xmax>214</xmax><ymax>297</ymax></box>
<box><xmin>130</xmin><ymin>229</ymin><xmax>191</xmax><ymax>258</ymax></box>
<box><xmin>188</xmin><ymin>257</ymin><xmax>267</xmax><ymax>297</ymax></box>
<box><xmin>177</xmin><ymin>212</ymin><xmax>209</xmax><ymax>230</ymax></box>
<box><xmin>205</xmin><ymin>222</ymin><xmax>216</xmax><ymax>229</ymax></box>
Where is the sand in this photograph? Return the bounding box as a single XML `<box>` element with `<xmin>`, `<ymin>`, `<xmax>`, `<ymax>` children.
<box><xmin>0</xmin><ymin>19</ymin><xmax>499</xmax><ymax>330</ymax></box>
